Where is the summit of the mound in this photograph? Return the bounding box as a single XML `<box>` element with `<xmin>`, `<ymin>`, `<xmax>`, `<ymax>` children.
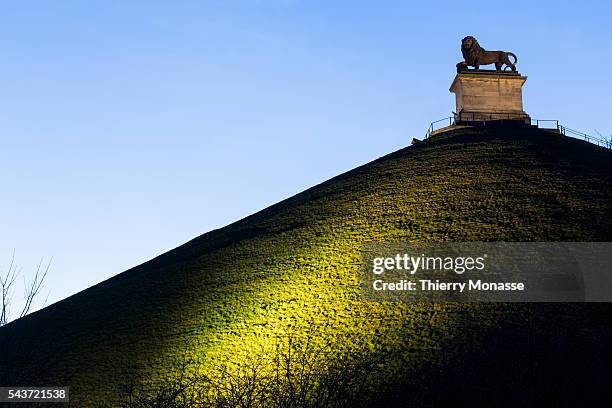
<box><xmin>2</xmin><ymin>126</ymin><xmax>612</xmax><ymax>406</ymax></box>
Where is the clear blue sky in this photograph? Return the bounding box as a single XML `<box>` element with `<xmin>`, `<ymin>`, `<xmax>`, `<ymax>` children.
<box><xmin>1</xmin><ymin>0</ymin><xmax>611</xmax><ymax>317</ymax></box>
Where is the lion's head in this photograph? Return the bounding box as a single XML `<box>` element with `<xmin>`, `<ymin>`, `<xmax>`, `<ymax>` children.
<box><xmin>461</xmin><ymin>36</ymin><xmax>476</xmax><ymax>50</ymax></box>
<box><xmin>461</xmin><ymin>36</ymin><xmax>482</xmax><ymax>65</ymax></box>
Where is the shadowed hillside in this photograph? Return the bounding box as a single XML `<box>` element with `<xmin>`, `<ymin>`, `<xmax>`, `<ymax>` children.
<box><xmin>2</xmin><ymin>126</ymin><xmax>612</xmax><ymax>406</ymax></box>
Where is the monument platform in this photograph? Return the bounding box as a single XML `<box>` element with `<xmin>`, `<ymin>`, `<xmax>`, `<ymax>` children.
<box><xmin>449</xmin><ymin>70</ymin><xmax>529</xmax><ymax>125</ymax></box>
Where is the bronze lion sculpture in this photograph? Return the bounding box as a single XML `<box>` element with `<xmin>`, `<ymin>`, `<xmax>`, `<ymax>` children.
<box><xmin>456</xmin><ymin>36</ymin><xmax>518</xmax><ymax>73</ymax></box>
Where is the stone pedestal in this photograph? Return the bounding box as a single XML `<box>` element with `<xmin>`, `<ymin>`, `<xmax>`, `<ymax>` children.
<box><xmin>449</xmin><ymin>70</ymin><xmax>529</xmax><ymax>123</ymax></box>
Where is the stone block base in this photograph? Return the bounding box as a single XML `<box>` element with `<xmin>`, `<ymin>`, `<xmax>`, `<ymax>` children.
<box><xmin>450</xmin><ymin>70</ymin><xmax>529</xmax><ymax>123</ymax></box>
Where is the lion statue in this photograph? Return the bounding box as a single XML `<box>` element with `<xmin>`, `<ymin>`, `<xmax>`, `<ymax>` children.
<box><xmin>456</xmin><ymin>36</ymin><xmax>518</xmax><ymax>73</ymax></box>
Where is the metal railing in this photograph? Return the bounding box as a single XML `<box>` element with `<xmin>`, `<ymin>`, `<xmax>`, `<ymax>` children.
<box><xmin>558</xmin><ymin>125</ymin><xmax>611</xmax><ymax>149</ymax></box>
<box><xmin>425</xmin><ymin>117</ymin><xmax>454</xmax><ymax>138</ymax></box>
<box><xmin>532</xmin><ymin>119</ymin><xmax>559</xmax><ymax>129</ymax></box>
<box><xmin>455</xmin><ymin>111</ymin><xmax>530</xmax><ymax>123</ymax></box>
<box><xmin>423</xmin><ymin>114</ymin><xmax>611</xmax><ymax>149</ymax></box>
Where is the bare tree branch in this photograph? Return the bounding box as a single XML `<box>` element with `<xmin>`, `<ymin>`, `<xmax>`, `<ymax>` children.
<box><xmin>0</xmin><ymin>252</ymin><xmax>51</xmax><ymax>326</ymax></box>
<box><xmin>19</xmin><ymin>257</ymin><xmax>51</xmax><ymax>319</ymax></box>
<box><xmin>0</xmin><ymin>250</ymin><xmax>18</xmax><ymax>326</ymax></box>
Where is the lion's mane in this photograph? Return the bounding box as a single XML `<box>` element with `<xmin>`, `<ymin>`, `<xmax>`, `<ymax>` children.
<box><xmin>461</xmin><ymin>36</ymin><xmax>483</xmax><ymax>66</ymax></box>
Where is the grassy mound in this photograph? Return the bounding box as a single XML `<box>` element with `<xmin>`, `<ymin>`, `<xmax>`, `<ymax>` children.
<box><xmin>2</xmin><ymin>126</ymin><xmax>612</xmax><ymax>406</ymax></box>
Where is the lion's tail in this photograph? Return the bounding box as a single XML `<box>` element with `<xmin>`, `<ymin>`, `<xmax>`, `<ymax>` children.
<box><xmin>508</xmin><ymin>52</ymin><xmax>518</xmax><ymax>65</ymax></box>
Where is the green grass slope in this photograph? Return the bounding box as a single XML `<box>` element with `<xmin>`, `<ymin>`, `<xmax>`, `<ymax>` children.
<box><xmin>2</xmin><ymin>126</ymin><xmax>612</xmax><ymax>406</ymax></box>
